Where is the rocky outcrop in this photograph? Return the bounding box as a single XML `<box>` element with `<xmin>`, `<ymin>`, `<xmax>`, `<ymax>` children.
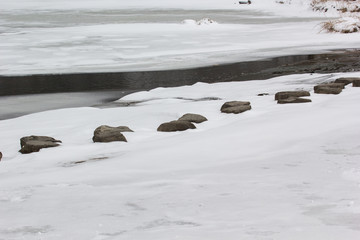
<box><xmin>275</xmin><ymin>91</ymin><xmax>310</xmax><ymax>100</ymax></box>
<box><xmin>178</xmin><ymin>113</ymin><xmax>208</xmax><ymax>123</ymax></box>
<box><xmin>335</xmin><ymin>77</ymin><xmax>360</xmax><ymax>85</ymax></box>
<box><xmin>314</xmin><ymin>82</ymin><xmax>345</xmax><ymax>94</ymax></box>
<box><xmin>93</xmin><ymin>125</ymin><xmax>133</xmax><ymax>143</ymax></box>
<box><xmin>157</xmin><ymin>120</ymin><xmax>196</xmax><ymax>132</ymax></box>
<box><xmin>278</xmin><ymin>97</ymin><xmax>312</xmax><ymax>104</ymax></box>
<box><xmin>353</xmin><ymin>79</ymin><xmax>360</xmax><ymax>87</ymax></box>
<box><xmin>221</xmin><ymin>101</ymin><xmax>251</xmax><ymax>114</ymax></box>
<box><xmin>20</xmin><ymin>136</ymin><xmax>62</xmax><ymax>154</ymax></box>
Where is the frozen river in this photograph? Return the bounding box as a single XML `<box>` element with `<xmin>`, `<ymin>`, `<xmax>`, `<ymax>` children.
<box><xmin>1</xmin><ymin>1</ymin><xmax>359</xmax><ymax>76</ymax></box>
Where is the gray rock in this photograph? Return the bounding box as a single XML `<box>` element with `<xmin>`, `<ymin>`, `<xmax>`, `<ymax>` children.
<box><xmin>221</xmin><ymin>101</ymin><xmax>251</xmax><ymax>114</ymax></box>
<box><xmin>93</xmin><ymin>125</ymin><xmax>132</xmax><ymax>143</ymax></box>
<box><xmin>314</xmin><ymin>87</ymin><xmax>342</xmax><ymax>95</ymax></box>
<box><xmin>314</xmin><ymin>82</ymin><xmax>344</xmax><ymax>94</ymax></box>
<box><xmin>278</xmin><ymin>97</ymin><xmax>312</xmax><ymax>104</ymax></box>
<box><xmin>314</xmin><ymin>83</ymin><xmax>346</xmax><ymax>91</ymax></box>
<box><xmin>0</xmin><ymin>152</ymin><xmax>2</xmax><ymax>161</ymax></box>
<box><xmin>178</xmin><ymin>113</ymin><xmax>208</xmax><ymax>123</ymax></box>
<box><xmin>19</xmin><ymin>135</ymin><xmax>62</xmax><ymax>154</ymax></box>
<box><xmin>335</xmin><ymin>77</ymin><xmax>360</xmax><ymax>85</ymax></box>
<box><xmin>20</xmin><ymin>135</ymin><xmax>61</xmax><ymax>148</ymax></box>
<box><xmin>275</xmin><ymin>91</ymin><xmax>310</xmax><ymax>100</ymax></box>
<box><xmin>157</xmin><ymin>120</ymin><xmax>196</xmax><ymax>132</ymax></box>
<box><xmin>353</xmin><ymin>79</ymin><xmax>360</xmax><ymax>87</ymax></box>
<box><xmin>257</xmin><ymin>93</ymin><xmax>269</xmax><ymax>96</ymax></box>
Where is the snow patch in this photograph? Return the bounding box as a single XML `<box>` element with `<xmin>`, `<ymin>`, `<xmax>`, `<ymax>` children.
<box><xmin>181</xmin><ymin>18</ymin><xmax>218</xmax><ymax>26</ymax></box>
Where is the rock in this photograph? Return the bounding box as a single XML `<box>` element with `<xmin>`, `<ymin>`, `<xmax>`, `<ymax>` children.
<box><xmin>0</xmin><ymin>152</ymin><xmax>2</xmax><ymax>161</ymax></box>
<box><xmin>353</xmin><ymin>79</ymin><xmax>360</xmax><ymax>87</ymax></box>
<box><xmin>335</xmin><ymin>77</ymin><xmax>360</xmax><ymax>85</ymax></box>
<box><xmin>278</xmin><ymin>97</ymin><xmax>312</xmax><ymax>104</ymax></box>
<box><xmin>314</xmin><ymin>83</ymin><xmax>346</xmax><ymax>91</ymax></box>
<box><xmin>314</xmin><ymin>87</ymin><xmax>343</xmax><ymax>94</ymax></box>
<box><xmin>19</xmin><ymin>135</ymin><xmax>62</xmax><ymax>154</ymax></box>
<box><xmin>239</xmin><ymin>0</ymin><xmax>251</xmax><ymax>4</ymax></box>
<box><xmin>178</xmin><ymin>113</ymin><xmax>208</xmax><ymax>123</ymax></box>
<box><xmin>257</xmin><ymin>93</ymin><xmax>269</xmax><ymax>96</ymax></box>
<box><xmin>93</xmin><ymin>125</ymin><xmax>132</xmax><ymax>143</ymax></box>
<box><xmin>275</xmin><ymin>91</ymin><xmax>310</xmax><ymax>100</ymax></box>
<box><xmin>157</xmin><ymin>120</ymin><xmax>196</xmax><ymax>132</ymax></box>
<box><xmin>314</xmin><ymin>83</ymin><xmax>345</xmax><ymax>94</ymax></box>
<box><xmin>221</xmin><ymin>101</ymin><xmax>251</xmax><ymax>114</ymax></box>
<box><xmin>20</xmin><ymin>135</ymin><xmax>61</xmax><ymax>148</ymax></box>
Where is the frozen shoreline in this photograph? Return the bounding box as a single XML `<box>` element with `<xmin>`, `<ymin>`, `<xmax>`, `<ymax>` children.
<box><xmin>1</xmin><ymin>49</ymin><xmax>360</xmax><ymax>120</ymax></box>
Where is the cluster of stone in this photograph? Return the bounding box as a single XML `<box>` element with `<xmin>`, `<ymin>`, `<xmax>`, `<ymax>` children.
<box><xmin>335</xmin><ymin>77</ymin><xmax>359</xmax><ymax>86</ymax></box>
<box><xmin>157</xmin><ymin>113</ymin><xmax>208</xmax><ymax>132</ymax></box>
<box><xmin>273</xmin><ymin>77</ymin><xmax>360</xmax><ymax>104</ymax></box>
<box><xmin>313</xmin><ymin>77</ymin><xmax>360</xmax><ymax>94</ymax></box>
<box><xmin>7</xmin><ymin>76</ymin><xmax>359</xmax><ymax>156</ymax></box>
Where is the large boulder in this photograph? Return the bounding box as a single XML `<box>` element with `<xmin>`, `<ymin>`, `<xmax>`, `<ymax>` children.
<box><xmin>178</xmin><ymin>113</ymin><xmax>208</xmax><ymax>123</ymax></box>
<box><xmin>157</xmin><ymin>120</ymin><xmax>196</xmax><ymax>132</ymax></box>
<box><xmin>221</xmin><ymin>101</ymin><xmax>251</xmax><ymax>114</ymax></box>
<box><xmin>20</xmin><ymin>136</ymin><xmax>62</xmax><ymax>154</ymax></box>
<box><xmin>335</xmin><ymin>77</ymin><xmax>360</xmax><ymax>85</ymax></box>
<box><xmin>93</xmin><ymin>125</ymin><xmax>132</xmax><ymax>143</ymax></box>
<box><xmin>353</xmin><ymin>79</ymin><xmax>360</xmax><ymax>87</ymax></box>
<box><xmin>314</xmin><ymin>83</ymin><xmax>344</xmax><ymax>94</ymax></box>
<box><xmin>275</xmin><ymin>91</ymin><xmax>310</xmax><ymax>101</ymax></box>
<box><xmin>278</xmin><ymin>97</ymin><xmax>312</xmax><ymax>104</ymax></box>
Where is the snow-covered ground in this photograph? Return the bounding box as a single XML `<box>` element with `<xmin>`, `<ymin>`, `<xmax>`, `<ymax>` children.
<box><xmin>1</xmin><ymin>0</ymin><xmax>359</xmax><ymax>75</ymax></box>
<box><xmin>1</xmin><ymin>1</ymin><xmax>360</xmax><ymax>239</ymax></box>
<box><xmin>1</xmin><ymin>72</ymin><xmax>360</xmax><ymax>239</ymax></box>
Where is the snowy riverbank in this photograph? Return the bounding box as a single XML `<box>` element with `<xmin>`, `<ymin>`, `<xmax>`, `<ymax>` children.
<box><xmin>1</xmin><ymin>72</ymin><xmax>360</xmax><ymax>239</ymax></box>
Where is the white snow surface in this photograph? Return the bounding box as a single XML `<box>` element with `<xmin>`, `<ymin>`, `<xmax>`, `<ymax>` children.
<box><xmin>1</xmin><ymin>0</ymin><xmax>360</xmax><ymax>75</ymax></box>
<box><xmin>1</xmin><ymin>72</ymin><xmax>360</xmax><ymax>239</ymax></box>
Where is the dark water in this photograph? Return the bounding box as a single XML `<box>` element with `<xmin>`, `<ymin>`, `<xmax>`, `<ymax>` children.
<box><xmin>1</xmin><ymin>49</ymin><xmax>359</xmax><ymax>120</ymax></box>
<box><xmin>0</xmin><ymin>54</ymin><xmax>326</xmax><ymax>96</ymax></box>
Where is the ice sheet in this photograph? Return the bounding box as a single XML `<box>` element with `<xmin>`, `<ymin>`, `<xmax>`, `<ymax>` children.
<box><xmin>1</xmin><ymin>0</ymin><xmax>356</xmax><ymax>75</ymax></box>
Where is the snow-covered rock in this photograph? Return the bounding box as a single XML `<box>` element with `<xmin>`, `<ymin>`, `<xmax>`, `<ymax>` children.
<box><xmin>196</xmin><ymin>18</ymin><xmax>218</xmax><ymax>25</ymax></box>
<box><xmin>181</xmin><ymin>18</ymin><xmax>218</xmax><ymax>26</ymax></box>
<box><xmin>181</xmin><ymin>19</ymin><xmax>197</xmax><ymax>25</ymax></box>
